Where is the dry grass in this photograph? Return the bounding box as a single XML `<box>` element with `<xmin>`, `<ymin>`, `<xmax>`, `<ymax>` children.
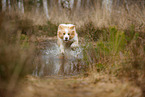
<box><xmin>0</xmin><ymin>1</ymin><xmax>145</xmax><ymax>97</ymax></box>
<box><xmin>0</xmin><ymin>12</ymin><xmax>37</xmax><ymax>97</ymax></box>
<box><xmin>48</xmin><ymin>4</ymin><xmax>145</xmax><ymax>33</ymax></box>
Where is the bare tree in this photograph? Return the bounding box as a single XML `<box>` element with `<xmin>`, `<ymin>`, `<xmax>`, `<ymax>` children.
<box><xmin>0</xmin><ymin>0</ymin><xmax>2</xmax><ymax>11</ymax></box>
<box><xmin>8</xmin><ymin>0</ymin><xmax>11</xmax><ymax>11</ymax></box>
<box><xmin>59</xmin><ymin>0</ymin><xmax>74</xmax><ymax>10</ymax></box>
<box><xmin>21</xmin><ymin>0</ymin><xmax>24</xmax><ymax>13</ymax></box>
<box><xmin>43</xmin><ymin>0</ymin><xmax>49</xmax><ymax>19</ymax></box>
<box><xmin>123</xmin><ymin>0</ymin><xmax>129</xmax><ymax>13</ymax></box>
<box><xmin>76</xmin><ymin>0</ymin><xmax>81</xmax><ymax>9</ymax></box>
<box><xmin>36</xmin><ymin>0</ymin><xmax>41</xmax><ymax>13</ymax></box>
<box><xmin>2</xmin><ymin>0</ymin><xmax>6</xmax><ymax>11</ymax></box>
<box><xmin>102</xmin><ymin>0</ymin><xmax>113</xmax><ymax>14</ymax></box>
<box><xmin>70</xmin><ymin>0</ymin><xmax>74</xmax><ymax>9</ymax></box>
<box><xmin>58</xmin><ymin>0</ymin><xmax>62</xmax><ymax>11</ymax></box>
<box><xmin>18</xmin><ymin>0</ymin><xmax>25</xmax><ymax>13</ymax></box>
<box><xmin>87</xmin><ymin>0</ymin><xmax>90</xmax><ymax>6</ymax></box>
<box><xmin>48</xmin><ymin>0</ymin><xmax>53</xmax><ymax>9</ymax></box>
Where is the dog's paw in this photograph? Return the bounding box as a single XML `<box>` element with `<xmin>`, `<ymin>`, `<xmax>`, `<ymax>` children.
<box><xmin>60</xmin><ymin>47</ymin><xmax>65</xmax><ymax>54</ymax></box>
<box><xmin>71</xmin><ymin>47</ymin><xmax>76</xmax><ymax>51</ymax></box>
<box><xmin>59</xmin><ymin>53</ymin><xmax>65</xmax><ymax>59</ymax></box>
<box><xmin>71</xmin><ymin>43</ymin><xmax>79</xmax><ymax>51</ymax></box>
<box><xmin>71</xmin><ymin>43</ymin><xmax>79</xmax><ymax>48</ymax></box>
<box><xmin>61</xmin><ymin>50</ymin><xmax>64</xmax><ymax>54</ymax></box>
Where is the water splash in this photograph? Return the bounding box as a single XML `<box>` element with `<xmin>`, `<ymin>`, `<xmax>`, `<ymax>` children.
<box><xmin>33</xmin><ymin>39</ymin><xmax>84</xmax><ymax>76</ymax></box>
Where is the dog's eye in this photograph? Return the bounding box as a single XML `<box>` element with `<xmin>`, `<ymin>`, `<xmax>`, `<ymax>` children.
<box><xmin>63</xmin><ymin>33</ymin><xmax>65</xmax><ymax>35</ymax></box>
<box><xmin>68</xmin><ymin>33</ymin><xmax>70</xmax><ymax>35</ymax></box>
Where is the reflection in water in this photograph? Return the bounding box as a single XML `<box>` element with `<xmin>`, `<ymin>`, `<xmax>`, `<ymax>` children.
<box><xmin>33</xmin><ymin>39</ymin><xmax>84</xmax><ymax>76</ymax></box>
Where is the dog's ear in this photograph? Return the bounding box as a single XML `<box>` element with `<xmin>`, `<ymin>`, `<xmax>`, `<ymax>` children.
<box><xmin>58</xmin><ymin>25</ymin><xmax>64</xmax><ymax>30</ymax></box>
<box><xmin>58</xmin><ymin>31</ymin><xmax>63</xmax><ymax>39</ymax></box>
<box><xmin>69</xmin><ymin>25</ymin><xmax>75</xmax><ymax>30</ymax></box>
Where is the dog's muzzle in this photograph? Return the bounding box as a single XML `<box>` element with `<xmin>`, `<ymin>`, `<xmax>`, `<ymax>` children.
<box><xmin>65</xmin><ymin>37</ymin><xmax>68</xmax><ymax>41</ymax></box>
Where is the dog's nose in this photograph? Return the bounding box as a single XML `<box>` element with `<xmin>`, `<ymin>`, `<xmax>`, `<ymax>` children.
<box><xmin>65</xmin><ymin>37</ymin><xmax>68</xmax><ymax>41</ymax></box>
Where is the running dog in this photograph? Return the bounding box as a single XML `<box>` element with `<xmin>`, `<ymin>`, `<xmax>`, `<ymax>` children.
<box><xmin>57</xmin><ymin>24</ymin><xmax>79</xmax><ymax>53</ymax></box>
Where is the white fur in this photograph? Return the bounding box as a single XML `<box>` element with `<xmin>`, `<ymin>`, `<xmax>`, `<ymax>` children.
<box><xmin>63</xmin><ymin>29</ymin><xmax>69</xmax><ymax>41</ymax></box>
<box><xmin>57</xmin><ymin>24</ymin><xmax>79</xmax><ymax>53</ymax></box>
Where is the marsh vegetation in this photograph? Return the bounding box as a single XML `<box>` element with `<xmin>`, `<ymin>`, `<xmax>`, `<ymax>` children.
<box><xmin>0</xmin><ymin>0</ymin><xmax>145</xmax><ymax>97</ymax></box>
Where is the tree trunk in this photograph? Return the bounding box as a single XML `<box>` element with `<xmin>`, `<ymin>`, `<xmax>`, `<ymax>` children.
<box><xmin>8</xmin><ymin>0</ymin><xmax>11</xmax><ymax>11</ymax></box>
<box><xmin>11</xmin><ymin>0</ymin><xmax>17</xmax><ymax>10</ymax></box>
<box><xmin>70</xmin><ymin>0</ymin><xmax>74</xmax><ymax>9</ymax></box>
<box><xmin>43</xmin><ymin>0</ymin><xmax>49</xmax><ymax>19</ymax></box>
<box><xmin>76</xmin><ymin>0</ymin><xmax>81</xmax><ymax>9</ymax></box>
<box><xmin>102</xmin><ymin>0</ymin><xmax>113</xmax><ymax>14</ymax></box>
<box><xmin>36</xmin><ymin>0</ymin><xmax>41</xmax><ymax>13</ymax></box>
<box><xmin>2</xmin><ymin>0</ymin><xmax>6</xmax><ymax>11</ymax></box>
<box><xmin>0</xmin><ymin>0</ymin><xmax>2</xmax><ymax>12</ymax></box>
<box><xmin>87</xmin><ymin>0</ymin><xmax>90</xmax><ymax>6</ymax></box>
<box><xmin>123</xmin><ymin>0</ymin><xmax>129</xmax><ymax>13</ymax></box>
<box><xmin>48</xmin><ymin>0</ymin><xmax>53</xmax><ymax>9</ymax></box>
<box><xmin>21</xmin><ymin>0</ymin><xmax>24</xmax><ymax>13</ymax></box>
<box><xmin>18</xmin><ymin>0</ymin><xmax>24</xmax><ymax>13</ymax></box>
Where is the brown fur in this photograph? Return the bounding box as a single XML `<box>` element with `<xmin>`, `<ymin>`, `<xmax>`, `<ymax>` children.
<box><xmin>57</xmin><ymin>27</ymin><xmax>75</xmax><ymax>40</ymax></box>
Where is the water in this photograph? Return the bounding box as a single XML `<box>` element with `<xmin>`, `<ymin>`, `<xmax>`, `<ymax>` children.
<box><xmin>33</xmin><ymin>39</ymin><xmax>84</xmax><ymax>76</ymax></box>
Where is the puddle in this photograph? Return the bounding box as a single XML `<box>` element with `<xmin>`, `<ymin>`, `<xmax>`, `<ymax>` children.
<box><xmin>33</xmin><ymin>39</ymin><xmax>85</xmax><ymax>76</ymax></box>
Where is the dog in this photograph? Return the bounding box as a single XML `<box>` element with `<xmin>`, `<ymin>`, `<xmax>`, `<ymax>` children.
<box><xmin>57</xmin><ymin>24</ymin><xmax>79</xmax><ymax>53</ymax></box>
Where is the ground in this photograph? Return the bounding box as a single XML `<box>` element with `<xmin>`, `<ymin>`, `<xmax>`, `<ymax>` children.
<box><xmin>15</xmin><ymin>72</ymin><xmax>142</xmax><ymax>97</ymax></box>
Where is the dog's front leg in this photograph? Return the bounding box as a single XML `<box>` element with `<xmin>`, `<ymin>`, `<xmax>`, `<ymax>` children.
<box><xmin>60</xmin><ymin>44</ymin><xmax>65</xmax><ymax>54</ymax></box>
<box><xmin>58</xmin><ymin>39</ymin><xmax>65</xmax><ymax>54</ymax></box>
<box><xmin>71</xmin><ymin>36</ymin><xmax>79</xmax><ymax>48</ymax></box>
<box><xmin>71</xmin><ymin>42</ymin><xmax>79</xmax><ymax>48</ymax></box>
<box><xmin>71</xmin><ymin>40</ymin><xmax>79</xmax><ymax>51</ymax></box>
<box><xmin>71</xmin><ymin>35</ymin><xmax>79</xmax><ymax>48</ymax></box>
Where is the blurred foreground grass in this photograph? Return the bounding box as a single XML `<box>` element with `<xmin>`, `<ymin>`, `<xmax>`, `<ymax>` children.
<box><xmin>0</xmin><ymin>2</ymin><xmax>145</xmax><ymax>97</ymax></box>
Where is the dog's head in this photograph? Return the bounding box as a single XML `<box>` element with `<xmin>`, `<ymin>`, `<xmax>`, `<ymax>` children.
<box><xmin>57</xmin><ymin>24</ymin><xmax>76</xmax><ymax>42</ymax></box>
